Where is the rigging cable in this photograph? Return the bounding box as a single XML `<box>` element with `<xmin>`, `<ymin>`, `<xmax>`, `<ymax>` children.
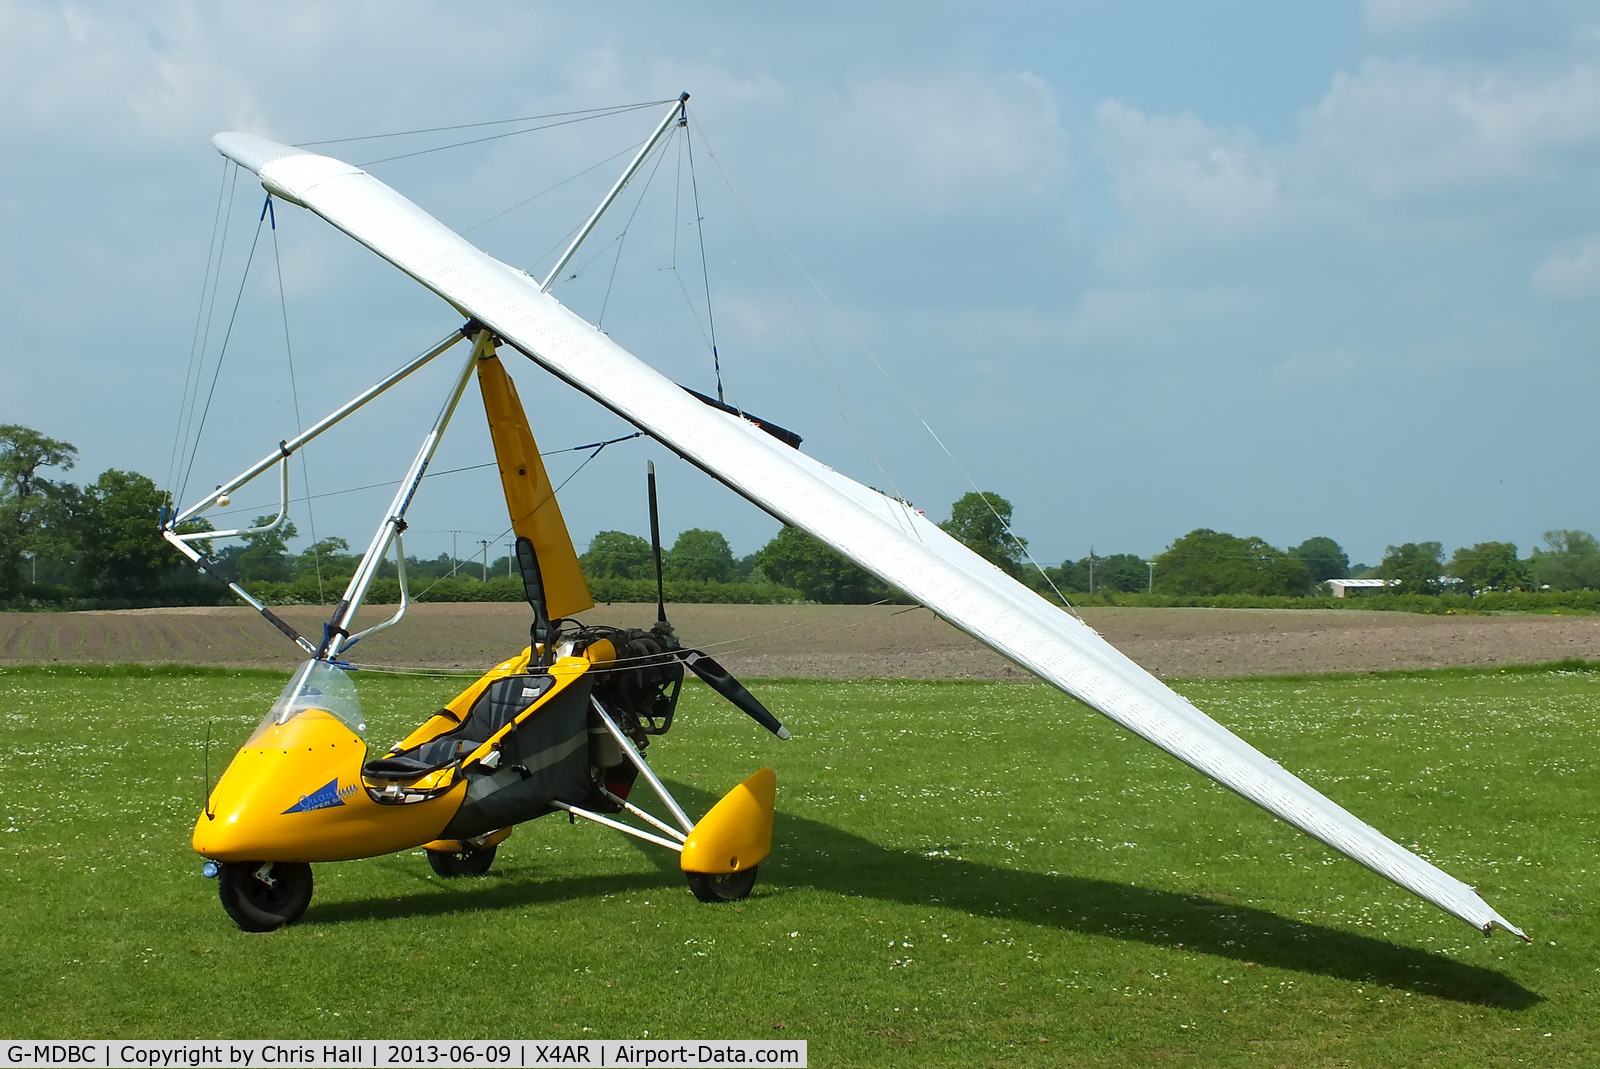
<box><xmin>193</xmin><ymin>432</ymin><xmax>647</xmax><ymax>524</ymax></box>
<box><xmin>165</xmin><ymin>157</ymin><xmax>232</xmax><ymax>503</ymax></box>
<box><xmin>462</xmin><ymin>140</ymin><xmax>642</xmax><ymax>236</ymax></box>
<box><xmin>685</xmin><ymin>122</ymin><xmax>725</xmax><ymax>404</ymax></box>
<box><xmin>268</xmin><ymin>197</ymin><xmax>327</xmax><ymax>605</ymax></box>
<box><xmin>596</xmin><ymin>130</ymin><xmax>675</xmax><ymax>328</ymax></box>
<box><xmin>297</xmin><ymin>100</ymin><xmax>673</xmax><ymax>148</ymax></box>
<box><xmin>355</xmin><ymin>104</ymin><xmax>668</xmax><ymax>168</ymax></box>
<box><xmin>176</xmin><ymin>187</ymin><xmax>269</xmax><ymax>512</ymax></box>
<box><xmin>693</xmin><ymin>123</ymin><xmax>1079</xmax><ymax>616</ymax></box>
<box><xmin>397</xmin><ymin>429</ymin><xmax>640</xmax><ymax>605</ymax></box>
<box><xmin>689</xmin><ymin>124</ymin><xmax>914</xmax><ymax>519</ymax></box>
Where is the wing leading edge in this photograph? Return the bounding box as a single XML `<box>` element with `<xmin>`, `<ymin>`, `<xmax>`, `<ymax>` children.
<box><xmin>212</xmin><ymin>131</ymin><xmax>1523</xmax><ymax>938</ymax></box>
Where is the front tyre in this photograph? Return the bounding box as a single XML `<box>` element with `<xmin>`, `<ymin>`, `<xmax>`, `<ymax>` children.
<box><xmin>217</xmin><ymin>861</ymin><xmax>313</xmax><ymax>932</ymax></box>
<box><xmin>426</xmin><ymin>845</ymin><xmax>496</xmax><ymax>877</ymax></box>
<box><xmin>686</xmin><ymin>865</ymin><xmax>758</xmax><ymax>903</ymax></box>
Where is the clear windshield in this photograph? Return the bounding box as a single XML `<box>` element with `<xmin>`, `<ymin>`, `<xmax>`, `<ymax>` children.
<box><xmin>247</xmin><ymin>660</ymin><xmax>367</xmax><ymax>744</ymax></box>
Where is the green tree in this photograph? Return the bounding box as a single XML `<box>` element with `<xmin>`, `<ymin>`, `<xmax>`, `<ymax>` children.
<box><xmin>754</xmin><ymin>526</ymin><xmax>889</xmax><ymax>603</ymax></box>
<box><xmin>1448</xmin><ymin>541</ymin><xmax>1530</xmax><ymax>594</ymax></box>
<box><xmin>0</xmin><ymin>425</ymin><xmax>78</xmax><ymax>597</ymax></box>
<box><xmin>581</xmin><ymin>530</ymin><xmax>654</xmax><ymax>580</ymax></box>
<box><xmin>290</xmin><ymin>536</ymin><xmax>358</xmax><ymax>582</ymax></box>
<box><xmin>1529</xmin><ymin>529</ymin><xmax>1600</xmax><ymax>590</ymax></box>
<box><xmin>1379</xmin><ymin>541</ymin><xmax>1445</xmax><ymax>595</ymax></box>
<box><xmin>940</xmin><ymin>491</ymin><xmax>1026</xmax><ymax>577</ymax></box>
<box><xmin>1049</xmin><ymin>552</ymin><xmax>1149</xmax><ymax>593</ymax></box>
<box><xmin>1155</xmin><ymin>529</ymin><xmax>1308</xmax><ymax>596</ymax></box>
<box><xmin>220</xmin><ymin>516</ymin><xmax>299</xmax><ymax>583</ymax></box>
<box><xmin>1291</xmin><ymin>536</ymin><xmax>1350</xmax><ymax>587</ymax></box>
<box><xmin>664</xmin><ymin>528</ymin><xmax>737</xmax><ymax>583</ymax></box>
<box><xmin>74</xmin><ymin>469</ymin><xmax>185</xmax><ymax>598</ymax></box>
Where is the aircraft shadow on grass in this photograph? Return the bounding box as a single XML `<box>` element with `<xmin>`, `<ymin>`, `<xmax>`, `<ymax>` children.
<box><xmin>307</xmin><ymin>779</ymin><xmax>1536</xmax><ymax>1010</ymax></box>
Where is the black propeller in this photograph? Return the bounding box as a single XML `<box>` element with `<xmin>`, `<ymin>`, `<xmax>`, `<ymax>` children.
<box><xmin>647</xmin><ymin>461</ymin><xmax>667</xmax><ymax>625</ymax></box>
<box><xmin>514</xmin><ymin>536</ymin><xmax>554</xmax><ymax>667</ymax></box>
<box><xmin>646</xmin><ymin>461</ymin><xmax>789</xmax><ymax>740</ymax></box>
<box><xmin>683</xmin><ymin>650</ymin><xmax>791</xmax><ymax>739</ymax></box>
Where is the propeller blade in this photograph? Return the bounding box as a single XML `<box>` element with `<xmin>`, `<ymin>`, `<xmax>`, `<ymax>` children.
<box><xmin>683</xmin><ymin>650</ymin><xmax>791</xmax><ymax>739</ymax></box>
<box><xmin>514</xmin><ymin>536</ymin><xmax>554</xmax><ymax>665</ymax></box>
<box><xmin>647</xmin><ymin>461</ymin><xmax>666</xmax><ymax>624</ymax></box>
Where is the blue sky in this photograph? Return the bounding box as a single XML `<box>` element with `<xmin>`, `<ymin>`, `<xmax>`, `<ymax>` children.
<box><xmin>3</xmin><ymin>1</ymin><xmax>1598</xmax><ymax>570</ymax></box>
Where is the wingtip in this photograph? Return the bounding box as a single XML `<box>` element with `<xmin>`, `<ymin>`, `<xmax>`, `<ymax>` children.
<box><xmin>212</xmin><ymin>132</ymin><xmax>313</xmax><ymax>175</ymax></box>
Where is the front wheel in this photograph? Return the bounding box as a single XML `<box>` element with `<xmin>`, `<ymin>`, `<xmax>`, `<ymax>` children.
<box><xmin>426</xmin><ymin>845</ymin><xmax>496</xmax><ymax>877</ymax></box>
<box><xmin>686</xmin><ymin>865</ymin><xmax>758</xmax><ymax>903</ymax></box>
<box><xmin>217</xmin><ymin>861</ymin><xmax>313</xmax><ymax>932</ymax></box>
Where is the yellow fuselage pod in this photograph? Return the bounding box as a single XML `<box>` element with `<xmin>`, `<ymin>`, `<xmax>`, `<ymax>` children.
<box><xmin>476</xmin><ymin>352</ymin><xmax>594</xmax><ymax>620</ymax></box>
<box><xmin>195</xmin><ymin>645</ymin><xmax>619</xmax><ymax>864</ymax></box>
<box><xmin>193</xmin><ymin>708</ymin><xmax>467</xmax><ymax>864</ymax></box>
<box><xmin>680</xmin><ymin>767</ymin><xmax>777</xmax><ymax>875</ymax></box>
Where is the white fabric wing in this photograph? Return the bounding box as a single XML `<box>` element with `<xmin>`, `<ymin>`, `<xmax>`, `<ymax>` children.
<box><xmin>214</xmin><ymin>132</ymin><xmax>1522</xmax><ymax>938</ymax></box>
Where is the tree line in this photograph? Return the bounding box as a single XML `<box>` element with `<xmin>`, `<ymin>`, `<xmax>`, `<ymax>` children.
<box><xmin>5</xmin><ymin>423</ymin><xmax>1599</xmax><ymax>609</ymax></box>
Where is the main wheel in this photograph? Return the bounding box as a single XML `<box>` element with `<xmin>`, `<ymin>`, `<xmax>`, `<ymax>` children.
<box><xmin>217</xmin><ymin>861</ymin><xmax>313</xmax><ymax>932</ymax></box>
<box><xmin>686</xmin><ymin>865</ymin><xmax>758</xmax><ymax>903</ymax></box>
<box><xmin>426</xmin><ymin>844</ymin><xmax>496</xmax><ymax>877</ymax></box>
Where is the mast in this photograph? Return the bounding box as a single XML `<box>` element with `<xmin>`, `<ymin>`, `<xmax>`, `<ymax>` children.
<box><xmin>539</xmin><ymin>93</ymin><xmax>689</xmax><ymax>293</ymax></box>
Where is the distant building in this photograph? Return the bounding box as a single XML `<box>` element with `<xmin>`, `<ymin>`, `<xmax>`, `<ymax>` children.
<box><xmin>1324</xmin><ymin>577</ymin><xmax>1460</xmax><ymax>597</ymax></box>
<box><xmin>1324</xmin><ymin>578</ymin><xmax>1396</xmax><ymax>598</ymax></box>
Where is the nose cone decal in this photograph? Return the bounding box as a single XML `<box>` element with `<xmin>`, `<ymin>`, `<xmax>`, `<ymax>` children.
<box><xmin>283</xmin><ymin>778</ymin><xmax>356</xmax><ymax>814</ymax></box>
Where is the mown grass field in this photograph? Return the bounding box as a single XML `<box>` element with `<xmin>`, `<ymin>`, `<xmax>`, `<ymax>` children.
<box><xmin>0</xmin><ymin>665</ymin><xmax>1594</xmax><ymax>1066</ymax></box>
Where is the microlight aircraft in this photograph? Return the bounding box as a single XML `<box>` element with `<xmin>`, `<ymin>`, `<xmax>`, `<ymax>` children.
<box><xmin>165</xmin><ymin>94</ymin><xmax>1526</xmax><ymax>939</ymax></box>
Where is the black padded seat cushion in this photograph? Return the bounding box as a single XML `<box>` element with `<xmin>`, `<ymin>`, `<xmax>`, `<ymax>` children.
<box><xmin>363</xmin><ymin>674</ymin><xmax>555</xmax><ymax>780</ymax></box>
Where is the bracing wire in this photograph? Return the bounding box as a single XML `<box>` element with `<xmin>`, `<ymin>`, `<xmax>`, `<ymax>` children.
<box><xmin>692</xmin><ymin>122</ymin><xmax>1080</xmax><ymax>616</ymax></box>
<box><xmin>395</xmin><ymin>432</ymin><xmax>640</xmax><ymax>605</ymax></box>
<box><xmin>596</xmin><ymin>131</ymin><xmax>675</xmax><ymax>328</ymax></box>
<box><xmin>198</xmin><ymin>433</ymin><xmax>645</xmax><ymax>525</ymax></box>
<box><xmin>355</xmin><ymin>105</ymin><xmax>666</xmax><ymax>168</ymax></box>
<box><xmin>269</xmin><ymin>198</ymin><xmax>327</xmax><ymax>605</ymax></box>
<box><xmin>462</xmin><ymin>140</ymin><xmax>642</xmax><ymax>236</ymax></box>
<box><xmin>170</xmin><ymin>164</ymin><xmax>240</xmax><ymax>505</ymax></box>
<box><xmin>296</xmin><ymin>100</ymin><xmax>672</xmax><ymax>148</ymax></box>
<box><xmin>176</xmin><ymin>191</ymin><xmax>269</xmax><ymax>510</ymax></box>
<box><xmin>688</xmin><ymin>125</ymin><xmax>914</xmax><ymax>518</ymax></box>
<box><xmin>166</xmin><ymin>158</ymin><xmax>231</xmax><ymax>503</ymax></box>
<box><xmin>685</xmin><ymin>124</ymin><xmax>725</xmax><ymax>404</ymax></box>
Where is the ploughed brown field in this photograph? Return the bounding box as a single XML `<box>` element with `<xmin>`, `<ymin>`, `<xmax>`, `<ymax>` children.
<box><xmin>3</xmin><ymin>601</ymin><xmax>1597</xmax><ymax>677</ymax></box>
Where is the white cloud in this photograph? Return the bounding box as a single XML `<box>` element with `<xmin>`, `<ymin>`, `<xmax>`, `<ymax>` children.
<box><xmin>1299</xmin><ymin>57</ymin><xmax>1600</xmax><ymax>204</ymax></box>
<box><xmin>1092</xmin><ymin>39</ymin><xmax>1600</xmax><ymax>285</ymax></box>
<box><xmin>1094</xmin><ymin>100</ymin><xmax>1280</xmax><ymax>248</ymax></box>
<box><xmin>1532</xmin><ymin>234</ymin><xmax>1600</xmax><ymax>297</ymax></box>
<box><xmin>817</xmin><ymin>70</ymin><xmax>1071</xmax><ymax>215</ymax></box>
<box><xmin>1364</xmin><ymin>0</ymin><xmax>1481</xmax><ymax>39</ymax></box>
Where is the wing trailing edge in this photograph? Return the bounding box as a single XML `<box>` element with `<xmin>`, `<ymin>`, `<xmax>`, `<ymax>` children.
<box><xmin>212</xmin><ymin>131</ymin><xmax>1523</xmax><ymax>938</ymax></box>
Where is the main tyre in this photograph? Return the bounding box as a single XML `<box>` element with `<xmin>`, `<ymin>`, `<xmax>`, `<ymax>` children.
<box><xmin>217</xmin><ymin>860</ymin><xmax>313</xmax><ymax>932</ymax></box>
<box><xmin>426</xmin><ymin>845</ymin><xmax>496</xmax><ymax>877</ymax></box>
<box><xmin>686</xmin><ymin>865</ymin><xmax>758</xmax><ymax>903</ymax></box>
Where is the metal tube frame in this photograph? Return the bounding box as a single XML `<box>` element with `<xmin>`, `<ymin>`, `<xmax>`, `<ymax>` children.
<box><xmin>590</xmin><ymin>696</ymin><xmax>695</xmax><ymax>834</ymax></box>
<box><xmin>550</xmin><ymin>800</ymin><xmax>684</xmax><ymax>853</ymax></box>
<box><xmin>539</xmin><ymin>94</ymin><xmax>689</xmax><ymax>294</ymax></box>
<box><xmin>168</xmin><ymin>329</ymin><xmax>465</xmax><ymax>529</ymax></box>
<box><xmin>177</xmin><ymin>454</ymin><xmax>292</xmax><ymax>543</ymax></box>
<box><xmin>343</xmin><ymin>531</ymin><xmax>411</xmax><ymax>647</ymax></box>
<box><xmin>597</xmin><ymin>783</ymin><xmax>688</xmax><ymax>843</ymax></box>
<box><xmin>321</xmin><ymin>332</ymin><xmax>489</xmax><ymax>660</ymax></box>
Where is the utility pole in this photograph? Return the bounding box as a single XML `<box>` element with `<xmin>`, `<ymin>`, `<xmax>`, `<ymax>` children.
<box><xmin>1088</xmin><ymin>546</ymin><xmax>1095</xmax><ymax>595</ymax></box>
<box><xmin>479</xmin><ymin>539</ymin><xmax>491</xmax><ymax>581</ymax></box>
<box><xmin>451</xmin><ymin>530</ymin><xmax>459</xmax><ymax>578</ymax></box>
<box><xmin>506</xmin><ymin>542</ymin><xmax>516</xmax><ymax>577</ymax></box>
<box><xmin>1147</xmin><ymin>560</ymin><xmax>1155</xmax><ymax>594</ymax></box>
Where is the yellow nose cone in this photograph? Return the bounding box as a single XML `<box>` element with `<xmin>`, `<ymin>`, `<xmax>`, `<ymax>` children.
<box><xmin>680</xmin><ymin>767</ymin><xmax>776</xmax><ymax>875</ymax></box>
